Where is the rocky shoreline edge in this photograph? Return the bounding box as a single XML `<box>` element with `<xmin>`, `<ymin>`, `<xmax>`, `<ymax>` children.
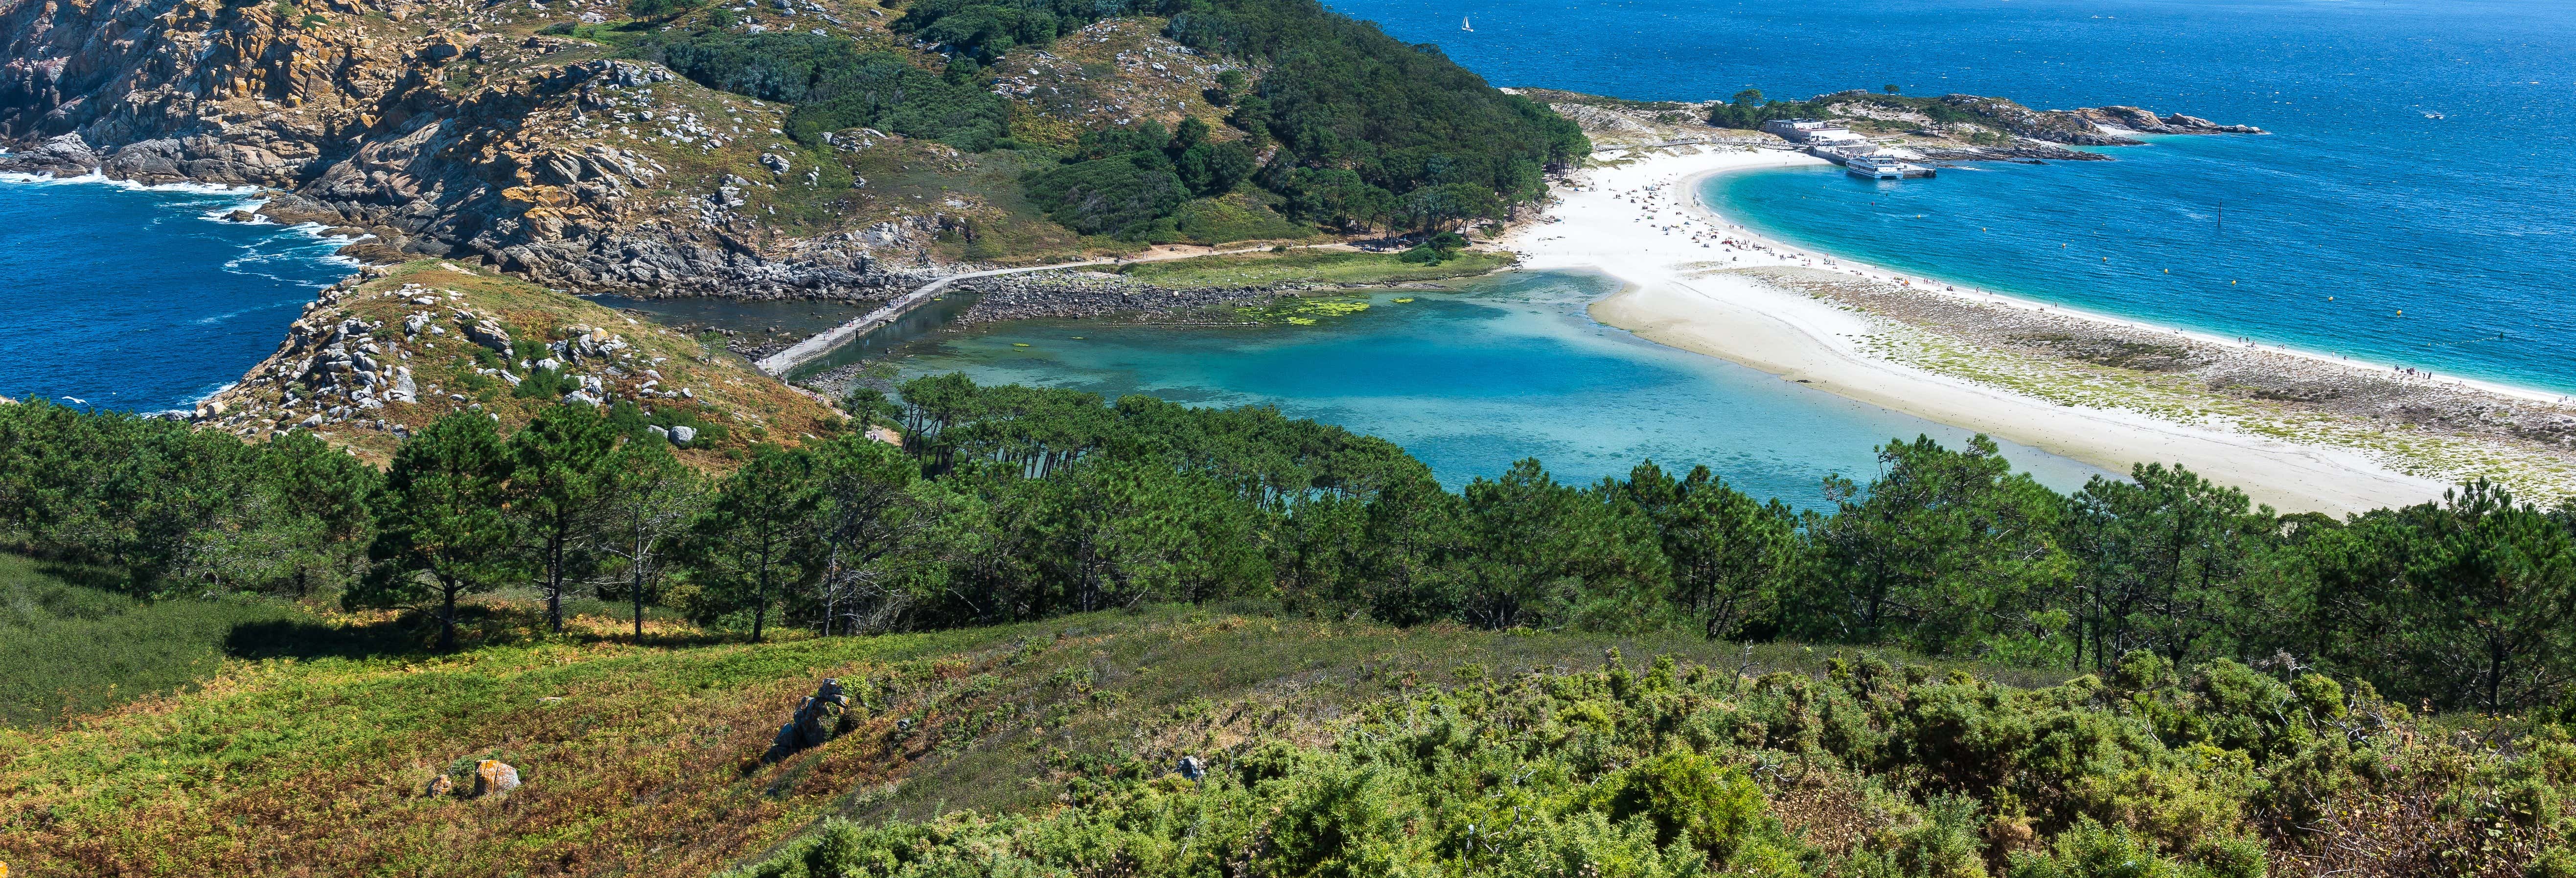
<box><xmin>1742</xmin><ymin>265</ymin><xmax>2576</xmax><ymax>497</ymax></box>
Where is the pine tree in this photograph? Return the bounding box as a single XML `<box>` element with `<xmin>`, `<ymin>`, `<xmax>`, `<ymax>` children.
<box><xmin>595</xmin><ymin>438</ymin><xmax>703</xmax><ymax>642</ymax></box>
<box><xmin>507</xmin><ymin>403</ymin><xmax>619</xmax><ymax>633</ymax></box>
<box><xmin>354</xmin><ymin>412</ymin><xmax>522</xmax><ymax>650</ymax></box>
<box><xmin>694</xmin><ymin>445</ymin><xmax>820</xmax><ymax>642</ymax></box>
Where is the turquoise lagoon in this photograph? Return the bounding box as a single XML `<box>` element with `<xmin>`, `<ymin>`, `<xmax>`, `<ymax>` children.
<box><xmin>877</xmin><ymin>270</ymin><xmax>2110</xmax><ymax>508</ymax></box>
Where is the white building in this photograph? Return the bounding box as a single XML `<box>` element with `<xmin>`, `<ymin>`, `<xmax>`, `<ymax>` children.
<box><xmin>1760</xmin><ymin>118</ymin><xmax>1862</xmax><ymax>144</ymax></box>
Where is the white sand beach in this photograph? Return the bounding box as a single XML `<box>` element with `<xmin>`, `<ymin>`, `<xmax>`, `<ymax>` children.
<box><xmin>1502</xmin><ymin>145</ymin><xmax>2459</xmax><ymax>514</ymax></box>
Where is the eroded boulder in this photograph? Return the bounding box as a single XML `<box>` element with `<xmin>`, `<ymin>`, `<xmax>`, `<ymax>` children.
<box><xmin>473</xmin><ymin>759</ymin><xmax>521</xmax><ymax>796</ymax></box>
<box><xmin>764</xmin><ymin>678</ymin><xmax>859</xmax><ymax>763</ymax></box>
<box><xmin>464</xmin><ymin>319</ymin><xmax>512</xmax><ymax>352</ymax></box>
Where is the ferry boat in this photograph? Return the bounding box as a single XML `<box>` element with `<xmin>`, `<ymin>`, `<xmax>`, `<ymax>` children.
<box><xmin>1844</xmin><ymin>155</ymin><xmax>1909</xmax><ymax>179</ymax></box>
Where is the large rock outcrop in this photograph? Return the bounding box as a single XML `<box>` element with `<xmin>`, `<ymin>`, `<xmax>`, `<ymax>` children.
<box><xmin>2071</xmin><ymin>105</ymin><xmax>2266</xmax><ymax>135</ymax></box>
<box><xmin>763</xmin><ymin>678</ymin><xmax>859</xmax><ymax>763</ymax></box>
<box><xmin>0</xmin><ymin>0</ymin><xmax>934</xmax><ymax>300</ymax></box>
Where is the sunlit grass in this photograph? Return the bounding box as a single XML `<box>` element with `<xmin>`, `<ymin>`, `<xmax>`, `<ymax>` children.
<box><xmin>0</xmin><ymin>598</ymin><xmax>2045</xmax><ymax>877</ymax></box>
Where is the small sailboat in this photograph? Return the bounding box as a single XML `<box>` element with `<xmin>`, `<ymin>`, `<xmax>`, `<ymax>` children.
<box><xmin>1461</xmin><ymin>15</ymin><xmax>1472</xmax><ymax>30</ymax></box>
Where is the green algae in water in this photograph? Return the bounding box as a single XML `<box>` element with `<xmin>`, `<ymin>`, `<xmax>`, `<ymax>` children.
<box><xmin>879</xmin><ymin>270</ymin><xmax>2110</xmax><ymax>510</ymax></box>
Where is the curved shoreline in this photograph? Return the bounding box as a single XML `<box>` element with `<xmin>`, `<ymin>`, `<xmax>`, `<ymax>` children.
<box><xmin>1678</xmin><ymin>160</ymin><xmax>2572</xmax><ymax>407</ymax></box>
<box><xmin>1503</xmin><ymin>145</ymin><xmax>2488</xmax><ymax>514</ymax></box>
<box><xmin>0</xmin><ymin>174</ymin><xmax>365</xmax><ymax>412</ymax></box>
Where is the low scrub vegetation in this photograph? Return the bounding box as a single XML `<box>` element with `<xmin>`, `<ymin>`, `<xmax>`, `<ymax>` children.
<box><xmin>637</xmin><ymin>31</ymin><xmax>1013</xmax><ymax>151</ymax></box>
<box><xmin>1110</xmin><ymin>247</ymin><xmax>1512</xmax><ymax>288</ymax></box>
<box><xmin>0</xmin><ymin>555</ymin><xmax>313</xmax><ymax>727</ymax></box>
<box><xmin>8</xmin><ymin>367</ymin><xmax>2576</xmax><ymax>875</ymax></box>
<box><xmin>0</xmin><ymin>603</ymin><xmax>1956</xmax><ymax>876</ymax></box>
<box><xmin>734</xmin><ymin>646</ymin><xmax>2570</xmax><ymax>878</ymax></box>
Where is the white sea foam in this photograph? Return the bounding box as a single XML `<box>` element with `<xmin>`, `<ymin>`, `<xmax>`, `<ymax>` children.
<box><xmin>5</xmin><ymin>169</ymin><xmax>368</xmax><ymax>280</ymax></box>
<box><xmin>200</xmin><ymin>201</ymin><xmax>272</xmax><ymax>222</ymax></box>
<box><xmin>192</xmin><ymin>300</ymin><xmax>300</xmax><ymax>326</ymax></box>
<box><xmin>189</xmin><ymin>382</ymin><xmax>240</xmax><ymax>406</ymax></box>
<box><xmin>0</xmin><ymin>168</ymin><xmax>260</xmax><ymax>196</ymax></box>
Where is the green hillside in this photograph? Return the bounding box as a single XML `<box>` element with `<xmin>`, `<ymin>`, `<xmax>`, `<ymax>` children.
<box><xmin>0</xmin><ymin>597</ymin><xmax>2559</xmax><ymax>877</ymax></box>
<box><xmin>7</xmin><ymin>371</ymin><xmax>2576</xmax><ymax>877</ymax></box>
<box><xmin>611</xmin><ymin>0</ymin><xmax>1586</xmax><ymax>251</ymax></box>
<box><xmin>0</xmin><ymin>601</ymin><xmax>1915</xmax><ymax>876</ymax></box>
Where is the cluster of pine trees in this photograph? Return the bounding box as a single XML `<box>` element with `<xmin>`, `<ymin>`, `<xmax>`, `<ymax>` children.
<box><xmin>3</xmin><ymin>379</ymin><xmax>2571</xmax><ymax>715</ymax></box>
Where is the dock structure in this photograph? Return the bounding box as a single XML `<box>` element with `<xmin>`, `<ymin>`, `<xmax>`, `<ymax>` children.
<box><xmin>1761</xmin><ymin>118</ymin><xmax>1868</xmax><ymax>146</ymax></box>
<box><xmin>1808</xmin><ymin>144</ymin><xmax>1936</xmax><ymax>179</ymax></box>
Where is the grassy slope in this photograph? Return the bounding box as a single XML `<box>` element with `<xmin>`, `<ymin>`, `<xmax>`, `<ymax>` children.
<box><xmin>995</xmin><ymin>18</ymin><xmax>1244</xmax><ymax>152</ymax></box>
<box><xmin>1114</xmin><ymin>249</ymin><xmax>1518</xmax><ymax>288</ymax></box>
<box><xmin>0</xmin><ymin>555</ymin><xmax>314</xmax><ymax>729</ymax></box>
<box><xmin>0</xmin><ymin>603</ymin><xmax>2048</xmax><ymax>877</ymax></box>
<box><xmin>985</xmin><ymin>18</ymin><xmax>1317</xmax><ymax>252</ymax></box>
<box><xmin>202</xmin><ymin>260</ymin><xmax>844</xmax><ymax>466</ymax></box>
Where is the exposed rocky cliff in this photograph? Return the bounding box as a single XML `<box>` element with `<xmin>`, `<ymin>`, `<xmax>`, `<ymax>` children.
<box><xmin>0</xmin><ymin>0</ymin><xmax>960</xmax><ymax>300</ymax></box>
<box><xmin>1806</xmin><ymin>90</ymin><xmax>2266</xmax><ymax>148</ymax></box>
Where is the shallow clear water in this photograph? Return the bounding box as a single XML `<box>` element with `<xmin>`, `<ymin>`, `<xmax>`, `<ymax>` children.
<box><xmin>0</xmin><ymin>177</ymin><xmax>352</xmax><ymax>412</ymax></box>
<box><xmin>886</xmin><ymin>271</ymin><xmax>2111</xmax><ymax>507</ymax></box>
<box><xmin>590</xmin><ymin>291</ymin><xmax>989</xmax><ymax>377</ymax></box>
<box><xmin>1333</xmin><ymin>0</ymin><xmax>2576</xmax><ymax>393</ymax></box>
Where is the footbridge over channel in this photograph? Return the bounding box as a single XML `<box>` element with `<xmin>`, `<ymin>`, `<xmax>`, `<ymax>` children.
<box><xmin>753</xmin><ymin>244</ymin><xmax>1350</xmax><ymax>377</ymax></box>
<box><xmin>754</xmin><ymin>261</ymin><xmax>1104</xmax><ymax>376</ymax></box>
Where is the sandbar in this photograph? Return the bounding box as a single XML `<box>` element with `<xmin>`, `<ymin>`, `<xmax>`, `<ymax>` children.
<box><xmin>1501</xmin><ymin>145</ymin><xmax>2493</xmax><ymax>514</ymax></box>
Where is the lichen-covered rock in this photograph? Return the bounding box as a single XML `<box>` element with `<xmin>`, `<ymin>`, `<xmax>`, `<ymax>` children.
<box><xmin>473</xmin><ymin>759</ymin><xmax>520</xmax><ymax>796</ymax></box>
<box><xmin>763</xmin><ymin>678</ymin><xmax>859</xmax><ymax>763</ymax></box>
<box><xmin>464</xmin><ymin>319</ymin><xmax>512</xmax><ymax>352</ymax></box>
<box><xmin>424</xmin><ymin>774</ymin><xmax>455</xmax><ymax>797</ymax></box>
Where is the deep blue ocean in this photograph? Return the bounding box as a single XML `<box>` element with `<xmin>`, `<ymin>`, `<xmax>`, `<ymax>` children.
<box><xmin>1333</xmin><ymin>0</ymin><xmax>2576</xmax><ymax>394</ymax></box>
<box><xmin>0</xmin><ymin>176</ymin><xmax>353</xmax><ymax>412</ymax></box>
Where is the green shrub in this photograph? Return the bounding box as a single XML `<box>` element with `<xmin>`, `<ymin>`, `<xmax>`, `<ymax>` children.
<box><xmin>637</xmin><ymin>31</ymin><xmax>1009</xmax><ymax>150</ymax></box>
<box><xmin>1606</xmin><ymin>750</ymin><xmax>1768</xmax><ymax>855</ymax></box>
<box><xmin>512</xmin><ymin>366</ymin><xmax>579</xmax><ymax>399</ymax></box>
<box><xmin>2005</xmin><ymin>820</ymin><xmax>2195</xmax><ymax>878</ymax></box>
<box><xmin>1020</xmin><ymin>153</ymin><xmax>1188</xmax><ymax>237</ymax></box>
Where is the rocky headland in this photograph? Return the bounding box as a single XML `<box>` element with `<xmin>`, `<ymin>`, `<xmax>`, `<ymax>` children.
<box><xmin>0</xmin><ymin>0</ymin><xmax>2255</xmax><ymax>312</ymax></box>
<box><xmin>191</xmin><ymin>258</ymin><xmax>841</xmax><ymax>463</ymax></box>
<box><xmin>0</xmin><ymin>0</ymin><xmax>1241</xmax><ymax>302</ymax></box>
<box><xmin>1516</xmin><ymin>87</ymin><xmax>2263</xmax><ymax>165</ymax></box>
